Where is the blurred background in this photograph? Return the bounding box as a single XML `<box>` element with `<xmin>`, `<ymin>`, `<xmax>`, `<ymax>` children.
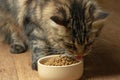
<box><xmin>82</xmin><ymin>0</ymin><xmax>120</xmax><ymax>80</ymax></box>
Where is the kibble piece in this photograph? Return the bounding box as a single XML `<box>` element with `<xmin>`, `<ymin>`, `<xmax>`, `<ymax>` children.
<box><xmin>42</xmin><ymin>55</ymin><xmax>79</xmax><ymax>66</ymax></box>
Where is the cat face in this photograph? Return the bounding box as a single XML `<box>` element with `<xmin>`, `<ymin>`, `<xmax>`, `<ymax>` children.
<box><xmin>42</xmin><ymin>0</ymin><xmax>108</xmax><ymax>56</ymax></box>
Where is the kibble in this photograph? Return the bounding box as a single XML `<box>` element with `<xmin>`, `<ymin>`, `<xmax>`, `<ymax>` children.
<box><xmin>42</xmin><ymin>55</ymin><xmax>79</xmax><ymax>66</ymax></box>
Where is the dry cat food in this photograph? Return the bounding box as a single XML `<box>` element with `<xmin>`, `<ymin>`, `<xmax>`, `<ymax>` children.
<box><xmin>43</xmin><ymin>56</ymin><xmax>79</xmax><ymax>66</ymax></box>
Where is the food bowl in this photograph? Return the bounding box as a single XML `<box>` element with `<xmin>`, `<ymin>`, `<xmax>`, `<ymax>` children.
<box><xmin>37</xmin><ymin>55</ymin><xmax>84</xmax><ymax>80</ymax></box>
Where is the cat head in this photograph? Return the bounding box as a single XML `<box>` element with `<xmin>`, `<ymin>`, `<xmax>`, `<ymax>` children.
<box><xmin>42</xmin><ymin>0</ymin><xmax>108</xmax><ymax>56</ymax></box>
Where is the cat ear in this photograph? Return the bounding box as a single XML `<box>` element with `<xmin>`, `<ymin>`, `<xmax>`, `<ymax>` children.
<box><xmin>92</xmin><ymin>10</ymin><xmax>109</xmax><ymax>32</ymax></box>
<box><xmin>92</xmin><ymin>10</ymin><xmax>109</xmax><ymax>27</ymax></box>
<box><xmin>93</xmin><ymin>10</ymin><xmax>109</xmax><ymax>21</ymax></box>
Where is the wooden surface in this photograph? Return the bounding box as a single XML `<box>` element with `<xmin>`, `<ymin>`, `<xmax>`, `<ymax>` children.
<box><xmin>0</xmin><ymin>43</ymin><xmax>40</xmax><ymax>80</ymax></box>
<box><xmin>0</xmin><ymin>0</ymin><xmax>120</xmax><ymax>80</ymax></box>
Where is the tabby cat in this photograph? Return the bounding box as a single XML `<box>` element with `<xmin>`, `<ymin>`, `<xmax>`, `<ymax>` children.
<box><xmin>0</xmin><ymin>0</ymin><xmax>108</xmax><ymax>70</ymax></box>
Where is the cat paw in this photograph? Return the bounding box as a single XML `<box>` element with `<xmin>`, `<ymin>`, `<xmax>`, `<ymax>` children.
<box><xmin>32</xmin><ymin>62</ymin><xmax>38</xmax><ymax>70</ymax></box>
<box><xmin>10</xmin><ymin>44</ymin><xmax>27</xmax><ymax>53</ymax></box>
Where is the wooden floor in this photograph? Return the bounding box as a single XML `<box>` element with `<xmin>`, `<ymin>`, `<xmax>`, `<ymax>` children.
<box><xmin>0</xmin><ymin>0</ymin><xmax>120</xmax><ymax>80</ymax></box>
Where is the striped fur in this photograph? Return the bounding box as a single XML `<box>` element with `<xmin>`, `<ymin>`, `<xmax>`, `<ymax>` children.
<box><xmin>0</xmin><ymin>0</ymin><xmax>108</xmax><ymax>70</ymax></box>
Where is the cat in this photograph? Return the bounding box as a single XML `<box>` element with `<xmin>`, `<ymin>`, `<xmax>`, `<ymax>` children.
<box><xmin>0</xmin><ymin>0</ymin><xmax>108</xmax><ymax>70</ymax></box>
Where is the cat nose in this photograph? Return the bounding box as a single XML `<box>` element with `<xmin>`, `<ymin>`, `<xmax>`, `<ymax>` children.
<box><xmin>73</xmin><ymin>49</ymin><xmax>83</xmax><ymax>55</ymax></box>
<box><xmin>76</xmin><ymin>47</ymin><xmax>83</xmax><ymax>55</ymax></box>
<box><xmin>74</xmin><ymin>43</ymin><xmax>84</xmax><ymax>55</ymax></box>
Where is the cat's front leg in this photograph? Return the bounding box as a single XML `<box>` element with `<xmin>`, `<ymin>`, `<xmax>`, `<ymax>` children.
<box><xmin>30</xmin><ymin>38</ymin><xmax>48</xmax><ymax>70</ymax></box>
<box><xmin>24</xmin><ymin>20</ymin><xmax>48</xmax><ymax>70</ymax></box>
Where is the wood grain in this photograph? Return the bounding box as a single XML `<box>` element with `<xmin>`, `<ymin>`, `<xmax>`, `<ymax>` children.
<box><xmin>0</xmin><ymin>43</ymin><xmax>18</xmax><ymax>80</ymax></box>
<box><xmin>0</xmin><ymin>43</ymin><xmax>40</xmax><ymax>80</ymax></box>
<box><xmin>11</xmin><ymin>51</ymin><xmax>40</xmax><ymax>80</ymax></box>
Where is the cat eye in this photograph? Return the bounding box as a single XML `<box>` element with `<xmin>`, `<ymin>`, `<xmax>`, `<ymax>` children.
<box><xmin>50</xmin><ymin>16</ymin><xmax>69</xmax><ymax>26</ymax></box>
<box><xmin>64</xmin><ymin>43</ymin><xmax>77</xmax><ymax>50</ymax></box>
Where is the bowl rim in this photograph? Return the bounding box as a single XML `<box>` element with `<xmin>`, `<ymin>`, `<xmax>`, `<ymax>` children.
<box><xmin>37</xmin><ymin>55</ymin><xmax>83</xmax><ymax>68</ymax></box>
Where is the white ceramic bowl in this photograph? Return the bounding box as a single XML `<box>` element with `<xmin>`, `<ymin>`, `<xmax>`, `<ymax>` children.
<box><xmin>37</xmin><ymin>55</ymin><xmax>84</xmax><ymax>80</ymax></box>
